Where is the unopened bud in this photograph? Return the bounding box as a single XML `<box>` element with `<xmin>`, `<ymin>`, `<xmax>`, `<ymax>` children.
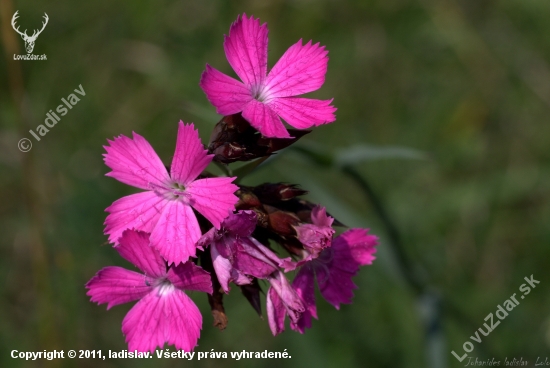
<box><xmin>264</xmin><ymin>205</ymin><xmax>301</xmax><ymax>237</ymax></box>
<box><xmin>208</xmin><ymin>113</ymin><xmax>310</xmax><ymax>163</ymax></box>
<box><xmin>240</xmin><ymin>279</ymin><xmax>263</xmax><ymax>317</ymax></box>
<box><xmin>253</xmin><ymin>183</ymin><xmax>307</xmax><ymax>204</ymax></box>
<box><xmin>235</xmin><ymin>188</ymin><xmax>262</xmax><ymax>210</ymax></box>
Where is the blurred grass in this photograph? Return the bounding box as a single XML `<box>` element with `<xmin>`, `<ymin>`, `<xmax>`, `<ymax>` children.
<box><xmin>1</xmin><ymin>0</ymin><xmax>549</xmax><ymax>367</ymax></box>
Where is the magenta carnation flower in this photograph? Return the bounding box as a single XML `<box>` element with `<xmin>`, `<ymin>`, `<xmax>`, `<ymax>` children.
<box><xmin>86</xmin><ymin>230</ymin><xmax>213</xmax><ymax>352</ymax></box>
<box><xmin>103</xmin><ymin>122</ymin><xmax>238</xmax><ymax>265</ymax></box>
<box><xmin>291</xmin><ymin>228</ymin><xmax>378</xmax><ymax>333</ymax></box>
<box><xmin>198</xmin><ymin>210</ymin><xmax>293</xmax><ymax>293</ymax></box>
<box><xmin>200</xmin><ymin>14</ymin><xmax>337</xmax><ymax>138</ymax></box>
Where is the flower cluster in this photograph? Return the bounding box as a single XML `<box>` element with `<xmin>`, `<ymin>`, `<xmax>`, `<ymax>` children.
<box><xmin>86</xmin><ymin>14</ymin><xmax>378</xmax><ymax>352</ymax></box>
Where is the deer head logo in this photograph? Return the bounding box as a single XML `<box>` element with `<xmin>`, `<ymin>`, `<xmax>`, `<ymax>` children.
<box><xmin>11</xmin><ymin>11</ymin><xmax>49</xmax><ymax>54</ymax></box>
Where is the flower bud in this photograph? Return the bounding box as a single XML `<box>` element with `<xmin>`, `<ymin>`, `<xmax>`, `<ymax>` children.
<box><xmin>235</xmin><ymin>187</ymin><xmax>262</xmax><ymax>209</ymax></box>
<box><xmin>240</xmin><ymin>280</ymin><xmax>263</xmax><ymax>317</ymax></box>
<box><xmin>264</xmin><ymin>205</ymin><xmax>301</xmax><ymax>237</ymax></box>
<box><xmin>253</xmin><ymin>183</ymin><xmax>308</xmax><ymax>205</ymax></box>
<box><xmin>208</xmin><ymin>113</ymin><xmax>310</xmax><ymax>163</ymax></box>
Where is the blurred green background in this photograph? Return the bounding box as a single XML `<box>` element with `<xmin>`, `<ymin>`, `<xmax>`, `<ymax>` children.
<box><xmin>1</xmin><ymin>0</ymin><xmax>549</xmax><ymax>367</ymax></box>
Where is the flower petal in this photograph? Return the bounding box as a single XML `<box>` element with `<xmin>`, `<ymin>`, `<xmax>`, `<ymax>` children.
<box><xmin>196</xmin><ymin>227</ymin><xmax>218</xmax><ymax>249</ymax></box>
<box><xmin>115</xmin><ymin>230</ymin><xmax>166</xmax><ymax>278</ymax></box>
<box><xmin>210</xmin><ymin>244</ymin><xmax>233</xmax><ymax>293</ymax></box>
<box><xmin>332</xmin><ymin>228</ymin><xmax>378</xmax><ymax>268</ymax></box>
<box><xmin>104</xmin><ymin>191</ymin><xmax>166</xmax><ymax>245</ymax></box>
<box><xmin>317</xmin><ymin>260</ymin><xmax>358</xmax><ymax>309</ymax></box>
<box><xmin>200</xmin><ymin>65</ymin><xmax>252</xmax><ymax>115</ymax></box>
<box><xmin>167</xmin><ymin>261</ymin><xmax>213</xmax><ymax>294</ymax></box>
<box><xmin>265</xmin><ymin>39</ymin><xmax>328</xmax><ymax>98</ymax></box>
<box><xmin>222</xmin><ymin>210</ymin><xmax>257</xmax><ymax>238</ymax></box>
<box><xmin>231</xmin><ymin>269</ymin><xmax>252</xmax><ymax>286</ymax></box>
<box><xmin>86</xmin><ymin>266</ymin><xmax>152</xmax><ymax>310</ymax></box>
<box><xmin>266</xmin><ymin>272</ymin><xmax>306</xmax><ymax>336</ymax></box>
<box><xmin>150</xmin><ymin>200</ymin><xmax>201</xmax><ymax>265</ymax></box>
<box><xmin>268</xmin><ymin>97</ymin><xmax>336</xmax><ymax>129</ymax></box>
<box><xmin>268</xmin><ymin>271</ymin><xmax>304</xmax><ymax>325</ymax></box>
<box><xmin>295</xmin><ymin>223</ymin><xmax>335</xmax><ymax>256</ymax></box>
<box><xmin>242</xmin><ymin>99</ymin><xmax>290</xmax><ymax>138</ymax></box>
<box><xmin>315</xmin><ymin>229</ymin><xmax>377</xmax><ymax>309</ymax></box>
<box><xmin>103</xmin><ymin>132</ymin><xmax>170</xmax><ymax>190</ymax></box>
<box><xmin>122</xmin><ymin>289</ymin><xmax>203</xmax><ymax>352</ymax></box>
<box><xmin>266</xmin><ymin>286</ymin><xmax>286</xmax><ymax>336</ymax></box>
<box><xmin>232</xmin><ymin>238</ymin><xmax>279</xmax><ymax>279</ymax></box>
<box><xmin>291</xmin><ymin>266</ymin><xmax>317</xmax><ymax>333</ymax></box>
<box><xmin>237</xmin><ymin>237</ymin><xmax>293</xmax><ymax>274</ymax></box>
<box><xmin>170</xmin><ymin>122</ymin><xmax>212</xmax><ymax>186</ymax></box>
<box><xmin>310</xmin><ymin>205</ymin><xmax>335</xmax><ymax>227</ymax></box>
<box><xmin>223</xmin><ymin>14</ymin><xmax>268</xmax><ymax>87</ymax></box>
<box><xmin>186</xmin><ymin>177</ymin><xmax>238</xmax><ymax>229</ymax></box>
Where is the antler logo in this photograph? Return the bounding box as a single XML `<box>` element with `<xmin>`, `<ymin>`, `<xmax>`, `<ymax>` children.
<box><xmin>11</xmin><ymin>11</ymin><xmax>49</xmax><ymax>54</ymax></box>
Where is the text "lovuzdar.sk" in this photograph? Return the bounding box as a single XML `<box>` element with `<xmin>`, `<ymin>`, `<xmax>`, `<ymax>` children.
<box><xmin>451</xmin><ymin>274</ymin><xmax>540</xmax><ymax>362</ymax></box>
<box><xmin>29</xmin><ymin>84</ymin><xmax>85</xmax><ymax>142</ymax></box>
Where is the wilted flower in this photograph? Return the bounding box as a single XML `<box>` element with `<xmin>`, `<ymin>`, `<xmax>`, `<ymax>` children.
<box><xmin>198</xmin><ymin>210</ymin><xmax>293</xmax><ymax>293</ymax></box>
<box><xmin>294</xmin><ymin>206</ymin><xmax>335</xmax><ymax>259</ymax></box>
<box><xmin>291</xmin><ymin>229</ymin><xmax>378</xmax><ymax>333</ymax></box>
<box><xmin>266</xmin><ymin>270</ymin><xmax>305</xmax><ymax>335</ymax></box>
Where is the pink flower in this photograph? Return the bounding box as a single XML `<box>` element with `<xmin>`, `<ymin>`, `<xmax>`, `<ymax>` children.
<box><xmin>200</xmin><ymin>14</ymin><xmax>336</xmax><ymax>138</ymax></box>
<box><xmin>103</xmin><ymin>122</ymin><xmax>238</xmax><ymax>265</ymax></box>
<box><xmin>291</xmin><ymin>228</ymin><xmax>378</xmax><ymax>333</ymax></box>
<box><xmin>198</xmin><ymin>210</ymin><xmax>293</xmax><ymax>293</ymax></box>
<box><xmin>86</xmin><ymin>230</ymin><xmax>213</xmax><ymax>352</ymax></box>
<box><xmin>294</xmin><ymin>206</ymin><xmax>335</xmax><ymax>260</ymax></box>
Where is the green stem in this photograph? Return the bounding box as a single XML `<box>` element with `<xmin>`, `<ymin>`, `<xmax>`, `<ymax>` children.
<box><xmin>341</xmin><ymin>165</ymin><xmax>424</xmax><ymax>295</ymax></box>
<box><xmin>214</xmin><ymin>161</ymin><xmax>232</xmax><ymax>176</ymax></box>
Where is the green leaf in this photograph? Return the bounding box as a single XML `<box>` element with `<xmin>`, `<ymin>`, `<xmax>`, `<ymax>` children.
<box><xmin>289</xmin><ymin>143</ymin><xmax>334</xmax><ymax>167</ymax></box>
<box><xmin>335</xmin><ymin>144</ymin><xmax>429</xmax><ymax>166</ymax></box>
<box><xmin>291</xmin><ymin>142</ymin><xmax>428</xmax><ymax>169</ymax></box>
